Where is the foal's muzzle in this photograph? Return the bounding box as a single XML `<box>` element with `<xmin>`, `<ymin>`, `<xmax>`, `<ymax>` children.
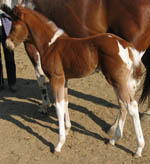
<box><xmin>6</xmin><ymin>38</ymin><xmax>15</xmax><ymax>50</ymax></box>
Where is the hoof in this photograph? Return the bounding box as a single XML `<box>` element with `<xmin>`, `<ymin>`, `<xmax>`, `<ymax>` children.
<box><xmin>109</xmin><ymin>139</ymin><xmax>115</xmax><ymax>146</ymax></box>
<box><xmin>38</xmin><ymin>105</ymin><xmax>48</xmax><ymax>114</ymax></box>
<box><xmin>55</xmin><ymin>147</ymin><xmax>61</xmax><ymax>153</ymax></box>
<box><xmin>133</xmin><ymin>153</ymin><xmax>142</xmax><ymax>158</ymax></box>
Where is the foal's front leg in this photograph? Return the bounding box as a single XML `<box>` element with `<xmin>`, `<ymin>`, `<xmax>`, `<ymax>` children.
<box><xmin>34</xmin><ymin>52</ymin><xmax>51</xmax><ymax>114</ymax></box>
<box><xmin>24</xmin><ymin>42</ymin><xmax>51</xmax><ymax>114</ymax></box>
<box><xmin>50</xmin><ymin>77</ymin><xmax>66</xmax><ymax>152</ymax></box>
<box><xmin>64</xmin><ymin>81</ymin><xmax>71</xmax><ymax>135</ymax></box>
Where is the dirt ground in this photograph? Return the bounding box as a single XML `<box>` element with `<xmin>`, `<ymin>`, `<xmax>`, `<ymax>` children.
<box><xmin>0</xmin><ymin>43</ymin><xmax>150</xmax><ymax>164</ymax></box>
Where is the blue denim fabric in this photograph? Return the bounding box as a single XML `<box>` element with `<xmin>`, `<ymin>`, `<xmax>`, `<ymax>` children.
<box><xmin>1</xmin><ymin>15</ymin><xmax>12</xmax><ymax>36</ymax></box>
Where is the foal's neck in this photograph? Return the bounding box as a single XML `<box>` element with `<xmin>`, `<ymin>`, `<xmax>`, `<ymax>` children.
<box><xmin>27</xmin><ymin>13</ymin><xmax>64</xmax><ymax>56</ymax></box>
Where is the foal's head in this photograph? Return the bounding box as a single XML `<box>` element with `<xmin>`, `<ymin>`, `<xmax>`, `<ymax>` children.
<box><xmin>6</xmin><ymin>5</ymin><xmax>60</xmax><ymax>50</ymax></box>
<box><xmin>6</xmin><ymin>5</ymin><xmax>29</xmax><ymax>50</ymax></box>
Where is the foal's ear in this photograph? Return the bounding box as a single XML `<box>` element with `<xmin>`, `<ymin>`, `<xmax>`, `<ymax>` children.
<box><xmin>13</xmin><ymin>5</ymin><xmax>24</xmax><ymax>20</ymax></box>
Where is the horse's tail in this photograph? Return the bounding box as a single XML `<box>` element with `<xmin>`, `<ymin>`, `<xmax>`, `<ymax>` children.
<box><xmin>139</xmin><ymin>50</ymin><xmax>150</xmax><ymax>104</ymax></box>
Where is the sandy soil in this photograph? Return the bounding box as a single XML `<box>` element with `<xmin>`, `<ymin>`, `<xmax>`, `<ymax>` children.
<box><xmin>0</xmin><ymin>44</ymin><xmax>150</xmax><ymax>164</ymax></box>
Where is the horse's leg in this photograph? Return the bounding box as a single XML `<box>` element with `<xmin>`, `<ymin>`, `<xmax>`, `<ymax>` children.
<box><xmin>145</xmin><ymin>95</ymin><xmax>150</xmax><ymax>115</ymax></box>
<box><xmin>110</xmin><ymin>86</ymin><xmax>145</xmax><ymax>157</ymax></box>
<box><xmin>50</xmin><ymin>77</ymin><xmax>66</xmax><ymax>152</ymax></box>
<box><xmin>34</xmin><ymin>52</ymin><xmax>51</xmax><ymax>114</ymax></box>
<box><xmin>140</xmin><ymin>48</ymin><xmax>150</xmax><ymax>119</ymax></box>
<box><xmin>24</xmin><ymin>42</ymin><xmax>51</xmax><ymax>114</ymax></box>
<box><xmin>127</xmin><ymin>100</ymin><xmax>145</xmax><ymax>157</ymax></box>
<box><xmin>108</xmin><ymin>89</ymin><xmax>127</xmax><ymax>137</ymax></box>
<box><xmin>64</xmin><ymin>80</ymin><xmax>71</xmax><ymax>136</ymax></box>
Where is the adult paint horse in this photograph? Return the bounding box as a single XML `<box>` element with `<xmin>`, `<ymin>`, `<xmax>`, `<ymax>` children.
<box><xmin>6</xmin><ymin>5</ymin><xmax>145</xmax><ymax>156</ymax></box>
<box><xmin>18</xmin><ymin>0</ymin><xmax>150</xmax><ymax>117</ymax></box>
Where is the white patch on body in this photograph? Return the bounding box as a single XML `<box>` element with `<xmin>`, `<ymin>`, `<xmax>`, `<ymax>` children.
<box><xmin>128</xmin><ymin>47</ymin><xmax>145</xmax><ymax>67</ymax></box>
<box><xmin>117</xmin><ymin>41</ymin><xmax>132</xmax><ymax>69</ymax></box>
<box><xmin>48</xmin><ymin>29</ymin><xmax>64</xmax><ymax>47</ymax></box>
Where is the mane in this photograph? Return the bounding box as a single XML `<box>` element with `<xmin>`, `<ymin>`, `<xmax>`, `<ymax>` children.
<box><xmin>23</xmin><ymin>7</ymin><xmax>59</xmax><ymax>32</ymax></box>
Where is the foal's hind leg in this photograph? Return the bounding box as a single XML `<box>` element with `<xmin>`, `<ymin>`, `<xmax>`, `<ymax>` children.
<box><xmin>127</xmin><ymin>100</ymin><xmax>145</xmax><ymax>156</ymax></box>
<box><xmin>110</xmin><ymin>86</ymin><xmax>145</xmax><ymax>157</ymax></box>
<box><xmin>108</xmin><ymin>88</ymin><xmax>127</xmax><ymax>137</ymax></box>
<box><xmin>108</xmin><ymin>94</ymin><xmax>127</xmax><ymax>138</ymax></box>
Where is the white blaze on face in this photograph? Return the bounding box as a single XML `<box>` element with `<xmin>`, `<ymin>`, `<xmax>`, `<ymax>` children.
<box><xmin>117</xmin><ymin>40</ymin><xmax>132</xmax><ymax>69</ymax></box>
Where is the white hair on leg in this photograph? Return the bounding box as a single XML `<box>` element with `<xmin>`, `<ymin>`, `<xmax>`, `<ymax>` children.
<box><xmin>55</xmin><ymin>100</ymin><xmax>66</xmax><ymax>152</ymax></box>
<box><xmin>127</xmin><ymin>100</ymin><xmax>145</xmax><ymax>156</ymax></box>
<box><xmin>109</xmin><ymin>111</ymin><xmax>126</xmax><ymax>145</ymax></box>
<box><xmin>109</xmin><ymin>98</ymin><xmax>127</xmax><ymax>145</ymax></box>
<box><xmin>64</xmin><ymin>101</ymin><xmax>71</xmax><ymax>135</ymax></box>
<box><xmin>108</xmin><ymin>87</ymin><xmax>127</xmax><ymax>137</ymax></box>
<box><xmin>35</xmin><ymin>52</ymin><xmax>45</xmax><ymax>78</ymax></box>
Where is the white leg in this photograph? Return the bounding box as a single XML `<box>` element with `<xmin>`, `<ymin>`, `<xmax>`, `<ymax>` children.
<box><xmin>55</xmin><ymin>100</ymin><xmax>66</xmax><ymax>152</ymax></box>
<box><xmin>109</xmin><ymin>101</ymin><xmax>127</xmax><ymax>145</ymax></box>
<box><xmin>127</xmin><ymin>100</ymin><xmax>145</xmax><ymax>156</ymax></box>
<box><xmin>108</xmin><ymin>111</ymin><xmax>122</xmax><ymax>137</ymax></box>
<box><xmin>108</xmin><ymin>88</ymin><xmax>127</xmax><ymax>137</ymax></box>
<box><xmin>64</xmin><ymin>101</ymin><xmax>71</xmax><ymax>135</ymax></box>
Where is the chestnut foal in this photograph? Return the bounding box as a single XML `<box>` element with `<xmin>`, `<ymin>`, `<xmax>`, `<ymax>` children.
<box><xmin>6</xmin><ymin>6</ymin><xmax>145</xmax><ymax>156</ymax></box>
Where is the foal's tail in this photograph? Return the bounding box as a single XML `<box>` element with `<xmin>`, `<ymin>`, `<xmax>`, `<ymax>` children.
<box><xmin>139</xmin><ymin>51</ymin><xmax>150</xmax><ymax>104</ymax></box>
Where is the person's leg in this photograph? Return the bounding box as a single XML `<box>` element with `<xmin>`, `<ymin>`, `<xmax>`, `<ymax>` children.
<box><xmin>0</xmin><ymin>41</ymin><xmax>4</xmax><ymax>90</ymax></box>
<box><xmin>1</xmin><ymin>31</ymin><xmax>16</xmax><ymax>91</ymax></box>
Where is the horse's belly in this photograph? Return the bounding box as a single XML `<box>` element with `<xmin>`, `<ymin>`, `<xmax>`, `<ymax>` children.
<box><xmin>65</xmin><ymin>60</ymin><xmax>98</xmax><ymax>79</ymax></box>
